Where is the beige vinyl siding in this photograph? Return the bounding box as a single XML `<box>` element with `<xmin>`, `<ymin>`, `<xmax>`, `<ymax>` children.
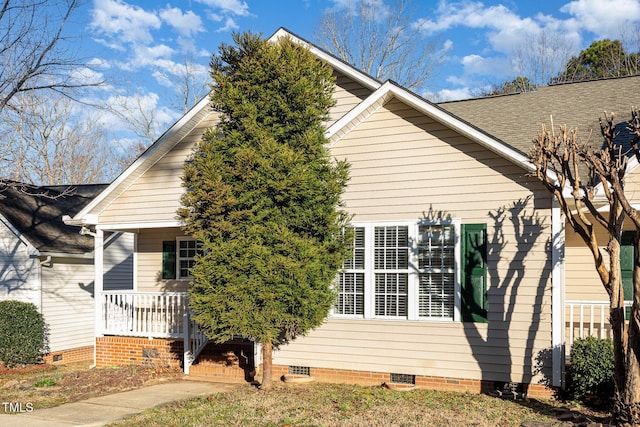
<box><xmin>136</xmin><ymin>227</ymin><xmax>188</xmax><ymax>292</ymax></box>
<box><xmin>41</xmin><ymin>259</ymin><xmax>94</xmax><ymax>352</ymax></box>
<box><xmin>104</xmin><ymin>232</ymin><xmax>134</xmax><ymax>291</ymax></box>
<box><xmin>0</xmin><ymin>223</ymin><xmax>40</xmax><ymax>308</ymax></box>
<box><xmin>99</xmin><ymin>115</ymin><xmax>219</xmax><ymax>224</ymax></box>
<box><xmin>565</xmin><ymin>247</ymin><xmax>608</xmax><ymax>301</ymax></box>
<box><xmin>564</xmin><ymin>216</ymin><xmax>614</xmax><ymax>302</ymax></box>
<box><xmin>274</xmin><ymin>97</ymin><xmax>553</xmax><ymax>384</ymax></box>
<box><xmin>327</xmin><ymin>71</ymin><xmax>373</xmax><ymax>127</ymax></box>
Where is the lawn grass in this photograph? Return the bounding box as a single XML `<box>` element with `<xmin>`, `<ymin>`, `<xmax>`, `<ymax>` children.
<box><xmin>110</xmin><ymin>382</ymin><xmax>566</xmax><ymax>426</ymax></box>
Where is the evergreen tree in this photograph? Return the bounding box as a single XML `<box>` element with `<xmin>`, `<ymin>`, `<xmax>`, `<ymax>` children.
<box><xmin>178</xmin><ymin>32</ymin><xmax>351</xmax><ymax>390</ymax></box>
<box><xmin>553</xmin><ymin>39</ymin><xmax>639</xmax><ymax>83</ymax></box>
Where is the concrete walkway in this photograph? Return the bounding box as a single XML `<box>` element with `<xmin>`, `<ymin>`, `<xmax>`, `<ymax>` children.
<box><xmin>0</xmin><ymin>380</ymin><xmax>240</xmax><ymax>426</ymax></box>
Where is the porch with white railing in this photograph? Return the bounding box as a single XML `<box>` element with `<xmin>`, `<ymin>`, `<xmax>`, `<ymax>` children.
<box><xmin>100</xmin><ymin>291</ymin><xmax>208</xmax><ymax>374</ymax></box>
<box><xmin>565</xmin><ymin>299</ymin><xmax>632</xmax><ymax>355</ymax></box>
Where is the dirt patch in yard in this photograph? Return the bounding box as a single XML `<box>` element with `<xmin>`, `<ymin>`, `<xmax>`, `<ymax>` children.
<box><xmin>0</xmin><ymin>361</ymin><xmax>184</xmax><ymax>410</ymax></box>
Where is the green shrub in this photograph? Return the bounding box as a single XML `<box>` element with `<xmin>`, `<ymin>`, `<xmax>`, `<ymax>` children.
<box><xmin>569</xmin><ymin>336</ymin><xmax>614</xmax><ymax>404</ymax></box>
<box><xmin>0</xmin><ymin>300</ymin><xmax>48</xmax><ymax>367</ymax></box>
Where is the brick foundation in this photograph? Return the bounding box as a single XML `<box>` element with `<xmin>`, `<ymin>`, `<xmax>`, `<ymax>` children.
<box><xmin>43</xmin><ymin>345</ymin><xmax>93</xmax><ymax>365</ymax></box>
<box><xmin>269</xmin><ymin>365</ymin><xmax>555</xmax><ymax>398</ymax></box>
<box><xmin>94</xmin><ymin>336</ymin><xmax>555</xmax><ymax>398</ymax></box>
<box><xmin>95</xmin><ymin>336</ymin><xmax>183</xmax><ymax>369</ymax></box>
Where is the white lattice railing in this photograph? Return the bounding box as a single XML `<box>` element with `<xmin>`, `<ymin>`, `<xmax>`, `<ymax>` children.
<box><xmin>565</xmin><ymin>299</ymin><xmax>632</xmax><ymax>353</ymax></box>
<box><xmin>101</xmin><ymin>291</ymin><xmax>208</xmax><ymax>373</ymax></box>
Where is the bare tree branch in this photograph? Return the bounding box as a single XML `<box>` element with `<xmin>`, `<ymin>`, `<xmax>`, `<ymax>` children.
<box><xmin>0</xmin><ymin>92</ymin><xmax>120</xmax><ymax>185</ymax></box>
<box><xmin>314</xmin><ymin>0</ymin><xmax>448</xmax><ymax>90</ymax></box>
<box><xmin>530</xmin><ymin>110</ymin><xmax>640</xmax><ymax>422</ymax></box>
<box><xmin>0</xmin><ymin>0</ymin><xmax>103</xmax><ymax>115</ymax></box>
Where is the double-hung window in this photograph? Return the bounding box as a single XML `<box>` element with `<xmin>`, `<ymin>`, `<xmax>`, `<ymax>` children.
<box><xmin>177</xmin><ymin>238</ymin><xmax>203</xmax><ymax>279</ymax></box>
<box><xmin>161</xmin><ymin>238</ymin><xmax>203</xmax><ymax>280</ymax></box>
<box><xmin>336</xmin><ymin>227</ymin><xmax>365</xmax><ymax>315</ymax></box>
<box><xmin>417</xmin><ymin>224</ymin><xmax>456</xmax><ymax>318</ymax></box>
<box><xmin>335</xmin><ymin>220</ymin><xmax>483</xmax><ymax>322</ymax></box>
<box><xmin>374</xmin><ymin>225</ymin><xmax>409</xmax><ymax>317</ymax></box>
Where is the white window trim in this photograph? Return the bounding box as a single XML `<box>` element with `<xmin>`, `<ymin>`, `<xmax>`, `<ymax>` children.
<box><xmin>332</xmin><ymin>219</ymin><xmax>461</xmax><ymax>322</ymax></box>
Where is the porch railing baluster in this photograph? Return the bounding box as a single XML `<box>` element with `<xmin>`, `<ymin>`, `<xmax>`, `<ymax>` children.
<box><xmin>566</xmin><ymin>299</ymin><xmax>631</xmax><ymax>356</ymax></box>
<box><xmin>102</xmin><ymin>291</ymin><xmax>188</xmax><ymax>339</ymax></box>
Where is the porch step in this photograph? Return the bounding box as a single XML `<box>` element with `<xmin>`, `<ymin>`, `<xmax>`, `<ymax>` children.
<box><xmin>188</xmin><ymin>352</ymin><xmax>254</xmax><ymax>382</ymax></box>
<box><xmin>187</xmin><ymin>343</ymin><xmax>254</xmax><ymax>382</ymax></box>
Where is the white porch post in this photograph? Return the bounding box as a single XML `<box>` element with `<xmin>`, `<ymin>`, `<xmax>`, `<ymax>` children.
<box><xmin>183</xmin><ymin>311</ymin><xmax>191</xmax><ymax>374</ymax></box>
<box><xmin>551</xmin><ymin>203</ymin><xmax>566</xmax><ymax>388</ymax></box>
<box><xmin>254</xmin><ymin>342</ymin><xmax>262</xmax><ymax>374</ymax></box>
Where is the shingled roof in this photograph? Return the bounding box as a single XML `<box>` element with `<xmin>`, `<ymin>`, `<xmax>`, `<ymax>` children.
<box><xmin>439</xmin><ymin>75</ymin><xmax>640</xmax><ymax>157</ymax></box>
<box><xmin>0</xmin><ymin>183</ymin><xmax>108</xmax><ymax>255</ymax></box>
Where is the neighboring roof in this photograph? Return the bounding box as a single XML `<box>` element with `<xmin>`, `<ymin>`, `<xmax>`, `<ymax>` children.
<box><xmin>439</xmin><ymin>75</ymin><xmax>640</xmax><ymax>156</ymax></box>
<box><xmin>328</xmin><ymin>80</ymin><xmax>535</xmax><ymax>173</ymax></box>
<box><xmin>0</xmin><ymin>183</ymin><xmax>107</xmax><ymax>254</ymax></box>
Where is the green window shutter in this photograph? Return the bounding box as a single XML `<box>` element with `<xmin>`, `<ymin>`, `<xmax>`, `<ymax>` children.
<box><xmin>461</xmin><ymin>224</ymin><xmax>487</xmax><ymax>323</ymax></box>
<box><xmin>162</xmin><ymin>240</ymin><xmax>176</xmax><ymax>280</ymax></box>
<box><xmin>621</xmin><ymin>231</ymin><xmax>635</xmax><ymax>319</ymax></box>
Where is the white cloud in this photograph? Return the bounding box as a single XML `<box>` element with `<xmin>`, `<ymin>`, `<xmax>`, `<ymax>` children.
<box><xmin>131</xmin><ymin>44</ymin><xmax>175</xmax><ymax>67</ymax></box>
<box><xmin>327</xmin><ymin>0</ymin><xmax>391</xmax><ymax>18</ymax></box>
<box><xmin>216</xmin><ymin>17</ymin><xmax>239</xmax><ymax>32</ymax></box>
<box><xmin>416</xmin><ymin>1</ymin><xmax>578</xmax><ymax>55</ymax></box>
<box><xmin>561</xmin><ymin>0</ymin><xmax>640</xmax><ymax>37</ymax></box>
<box><xmin>460</xmin><ymin>54</ymin><xmax>511</xmax><ymax>79</ymax></box>
<box><xmin>91</xmin><ymin>0</ymin><xmax>161</xmax><ymax>44</ymax></box>
<box><xmin>196</xmin><ymin>0</ymin><xmax>250</xmax><ymax>16</ymax></box>
<box><xmin>414</xmin><ymin>1</ymin><xmax>506</xmax><ymax>34</ymax></box>
<box><xmin>427</xmin><ymin>87</ymin><xmax>475</xmax><ymax>102</ymax></box>
<box><xmin>160</xmin><ymin>7</ymin><xmax>204</xmax><ymax>38</ymax></box>
<box><xmin>87</xmin><ymin>58</ymin><xmax>111</xmax><ymax>69</ymax></box>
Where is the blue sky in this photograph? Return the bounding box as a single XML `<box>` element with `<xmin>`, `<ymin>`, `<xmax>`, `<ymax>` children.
<box><xmin>67</xmin><ymin>0</ymin><xmax>640</xmax><ymax>143</ymax></box>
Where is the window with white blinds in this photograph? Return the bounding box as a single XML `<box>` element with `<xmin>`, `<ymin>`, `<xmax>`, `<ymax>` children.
<box><xmin>334</xmin><ymin>221</ymin><xmax>461</xmax><ymax>321</ymax></box>
<box><xmin>374</xmin><ymin>225</ymin><xmax>409</xmax><ymax>317</ymax></box>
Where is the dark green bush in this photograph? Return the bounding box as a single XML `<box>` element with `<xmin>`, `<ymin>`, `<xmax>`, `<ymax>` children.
<box><xmin>569</xmin><ymin>336</ymin><xmax>614</xmax><ymax>404</ymax></box>
<box><xmin>0</xmin><ymin>300</ymin><xmax>48</xmax><ymax>367</ymax></box>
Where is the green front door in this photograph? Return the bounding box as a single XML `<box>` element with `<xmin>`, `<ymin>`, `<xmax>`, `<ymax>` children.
<box><xmin>461</xmin><ymin>224</ymin><xmax>487</xmax><ymax>323</ymax></box>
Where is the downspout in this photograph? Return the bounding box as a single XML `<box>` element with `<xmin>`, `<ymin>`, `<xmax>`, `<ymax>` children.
<box><xmin>551</xmin><ymin>202</ymin><xmax>566</xmax><ymax>388</ymax></box>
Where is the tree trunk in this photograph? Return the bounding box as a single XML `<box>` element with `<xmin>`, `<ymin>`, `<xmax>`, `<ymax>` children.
<box><xmin>613</xmin><ymin>319</ymin><xmax>640</xmax><ymax>425</ymax></box>
<box><xmin>261</xmin><ymin>341</ymin><xmax>273</xmax><ymax>390</ymax></box>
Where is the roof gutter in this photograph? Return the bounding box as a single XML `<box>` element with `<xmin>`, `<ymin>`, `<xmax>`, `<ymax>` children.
<box><xmin>38</xmin><ymin>251</ymin><xmax>94</xmax><ymax>259</ymax></box>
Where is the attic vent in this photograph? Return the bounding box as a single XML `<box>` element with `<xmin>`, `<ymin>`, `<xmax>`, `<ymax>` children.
<box><xmin>288</xmin><ymin>365</ymin><xmax>310</xmax><ymax>376</ymax></box>
<box><xmin>390</xmin><ymin>373</ymin><xmax>415</xmax><ymax>385</ymax></box>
